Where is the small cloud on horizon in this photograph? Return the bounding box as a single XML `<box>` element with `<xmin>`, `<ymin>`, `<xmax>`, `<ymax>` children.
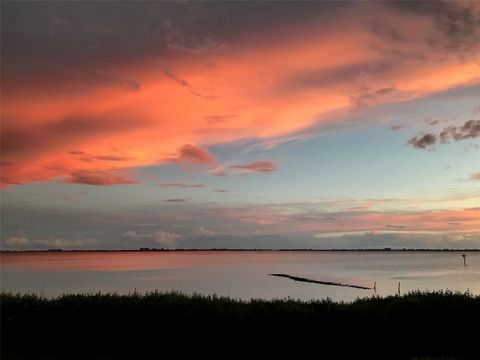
<box><xmin>165</xmin><ymin>198</ymin><xmax>188</xmax><ymax>202</ymax></box>
<box><xmin>158</xmin><ymin>183</ymin><xmax>206</xmax><ymax>188</ymax></box>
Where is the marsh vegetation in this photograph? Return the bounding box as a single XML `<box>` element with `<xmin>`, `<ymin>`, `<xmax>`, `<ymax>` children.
<box><xmin>1</xmin><ymin>291</ymin><xmax>479</xmax><ymax>359</ymax></box>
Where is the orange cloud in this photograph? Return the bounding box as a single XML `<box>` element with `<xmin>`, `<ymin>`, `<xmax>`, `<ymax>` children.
<box><xmin>165</xmin><ymin>144</ymin><xmax>217</xmax><ymax>164</ymax></box>
<box><xmin>2</xmin><ymin>2</ymin><xmax>479</xmax><ymax>187</ymax></box>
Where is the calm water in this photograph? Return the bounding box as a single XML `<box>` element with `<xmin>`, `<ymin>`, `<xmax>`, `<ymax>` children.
<box><xmin>1</xmin><ymin>251</ymin><xmax>479</xmax><ymax>302</ymax></box>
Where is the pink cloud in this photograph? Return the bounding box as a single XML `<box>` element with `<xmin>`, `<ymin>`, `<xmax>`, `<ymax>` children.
<box><xmin>210</xmin><ymin>204</ymin><xmax>480</xmax><ymax>236</ymax></box>
<box><xmin>230</xmin><ymin>161</ymin><xmax>278</xmax><ymax>174</ymax></box>
<box><xmin>2</xmin><ymin>1</ymin><xmax>479</xmax><ymax>187</ymax></box>
<box><xmin>470</xmin><ymin>172</ymin><xmax>480</xmax><ymax>181</ymax></box>
<box><xmin>209</xmin><ymin>167</ymin><xmax>228</xmax><ymax>177</ymax></box>
<box><xmin>166</xmin><ymin>144</ymin><xmax>217</xmax><ymax>164</ymax></box>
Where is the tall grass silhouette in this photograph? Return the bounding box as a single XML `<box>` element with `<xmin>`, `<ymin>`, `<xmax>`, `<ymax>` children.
<box><xmin>1</xmin><ymin>290</ymin><xmax>479</xmax><ymax>358</ymax></box>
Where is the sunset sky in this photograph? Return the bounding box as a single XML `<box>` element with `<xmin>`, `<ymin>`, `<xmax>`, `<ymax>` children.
<box><xmin>1</xmin><ymin>1</ymin><xmax>480</xmax><ymax>250</ymax></box>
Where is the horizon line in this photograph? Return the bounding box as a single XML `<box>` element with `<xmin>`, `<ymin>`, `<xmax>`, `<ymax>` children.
<box><xmin>1</xmin><ymin>248</ymin><xmax>479</xmax><ymax>253</ymax></box>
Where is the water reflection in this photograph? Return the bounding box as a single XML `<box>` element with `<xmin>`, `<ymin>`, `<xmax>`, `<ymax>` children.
<box><xmin>1</xmin><ymin>251</ymin><xmax>479</xmax><ymax>302</ymax></box>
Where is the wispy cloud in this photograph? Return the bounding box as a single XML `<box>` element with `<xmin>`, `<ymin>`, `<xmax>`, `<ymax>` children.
<box><xmin>165</xmin><ymin>198</ymin><xmax>188</xmax><ymax>203</ymax></box>
<box><xmin>231</xmin><ymin>161</ymin><xmax>278</xmax><ymax>174</ymax></box>
<box><xmin>163</xmin><ymin>68</ymin><xmax>217</xmax><ymax>100</ymax></box>
<box><xmin>211</xmin><ymin>161</ymin><xmax>278</xmax><ymax>176</ymax></box>
<box><xmin>64</xmin><ymin>170</ymin><xmax>139</xmax><ymax>186</ymax></box>
<box><xmin>69</xmin><ymin>150</ymin><xmax>132</xmax><ymax>163</ymax></box>
<box><xmin>350</xmin><ymin>86</ymin><xmax>396</xmax><ymax>112</ymax></box>
<box><xmin>158</xmin><ymin>183</ymin><xmax>205</xmax><ymax>188</ymax></box>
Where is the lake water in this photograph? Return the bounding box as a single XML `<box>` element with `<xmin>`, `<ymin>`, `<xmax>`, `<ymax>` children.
<box><xmin>1</xmin><ymin>251</ymin><xmax>479</xmax><ymax>302</ymax></box>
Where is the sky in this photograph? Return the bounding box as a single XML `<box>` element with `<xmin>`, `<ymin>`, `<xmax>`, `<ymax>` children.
<box><xmin>1</xmin><ymin>0</ymin><xmax>480</xmax><ymax>250</ymax></box>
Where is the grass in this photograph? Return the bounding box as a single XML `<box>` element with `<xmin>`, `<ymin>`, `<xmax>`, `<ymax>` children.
<box><xmin>1</xmin><ymin>290</ymin><xmax>479</xmax><ymax>359</ymax></box>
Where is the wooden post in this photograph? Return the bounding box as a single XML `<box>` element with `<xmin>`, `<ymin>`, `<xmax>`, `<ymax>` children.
<box><xmin>397</xmin><ymin>281</ymin><xmax>401</xmax><ymax>296</ymax></box>
<box><xmin>462</xmin><ymin>254</ymin><xmax>467</xmax><ymax>267</ymax></box>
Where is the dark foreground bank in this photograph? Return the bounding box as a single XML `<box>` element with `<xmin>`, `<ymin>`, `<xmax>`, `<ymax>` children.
<box><xmin>1</xmin><ymin>291</ymin><xmax>479</xmax><ymax>359</ymax></box>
